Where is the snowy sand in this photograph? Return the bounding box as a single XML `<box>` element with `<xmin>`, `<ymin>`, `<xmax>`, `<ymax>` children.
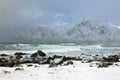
<box><xmin>0</xmin><ymin>44</ymin><xmax>120</xmax><ymax>80</ymax></box>
<box><xmin>0</xmin><ymin>61</ymin><xmax>120</xmax><ymax>80</ymax></box>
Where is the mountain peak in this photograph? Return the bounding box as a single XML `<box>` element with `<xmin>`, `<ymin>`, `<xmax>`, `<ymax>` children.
<box><xmin>15</xmin><ymin>19</ymin><xmax>120</xmax><ymax>44</ymax></box>
<box><xmin>75</xmin><ymin>19</ymin><xmax>103</xmax><ymax>29</ymax></box>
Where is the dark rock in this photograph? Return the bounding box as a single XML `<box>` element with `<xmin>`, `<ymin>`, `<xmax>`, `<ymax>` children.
<box><xmin>71</xmin><ymin>57</ymin><xmax>82</xmax><ymax>61</ymax></box>
<box><xmin>62</xmin><ymin>56</ymin><xmax>71</xmax><ymax>61</ymax></box>
<box><xmin>86</xmin><ymin>59</ymin><xmax>93</xmax><ymax>63</ymax></box>
<box><xmin>3</xmin><ymin>70</ymin><xmax>10</xmax><ymax>74</ymax></box>
<box><xmin>115</xmin><ymin>63</ymin><xmax>119</xmax><ymax>66</ymax></box>
<box><xmin>0</xmin><ymin>54</ymin><xmax>9</xmax><ymax>56</ymax></box>
<box><xmin>19</xmin><ymin>60</ymin><xmax>32</xmax><ymax>64</ymax></box>
<box><xmin>0</xmin><ymin>60</ymin><xmax>15</xmax><ymax>67</ymax></box>
<box><xmin>37</xmin><ymin>50</ymin><xmax>46</xmax><ymax>57</ymax></box>
<box><xmin>97</xmin><ymin>62</ymin><xmax>113</xmax><ymax>68</ymax></box>
<box><xmin>31</xmin><ymin>53</ymin><xmax>38</xmax><ymax>62</ymax></box>
<box><xmin>40</xmin><ymin>56</ymin><xmax>53</xmax><ymax>64</ymax></box>
<box><xmin>103</xmin><ymin>55</ymin><xmax>119</xmax><ymax>62</ymax></box>
<box><xmin>53</xmin><ymin>55</ymin><xmax>62</xmax><ymax>59</ymax></box>
<box><xmin>15</xmin><ymin>55</ymin><xmax>23</xmax><ymax>60</ymax></box>
<box><xmin>1</xmin><ymin>51</ymin><xmax>119</xmax><ymax>68</ymax></box>
<box><xmin>95</xmin><ymin>55</ymin><xmax>99</xmax><ymax>56</ymax></box>
<box><xmin>49</xmin><ymin>62</ymin><xmax>57</xmax><ymax>68</ymax></box>
<box><xmin>7</xmin><ymin>62</ymin><xmax>15</xmax><ymax>67</ymax></box>
<box><xmin>14</xmin><ymin>52</ymin><xmax>26</xmax><ymax>55</ymax></box>
<box><xmin>27</xmin><ymin>64</ymin><xmax>33</xmax><ymax>67</ymax></box>
<box><xmin>30</xmin><ymin>50</ymin><xmax>46</xmax><ymax>62</ymax></box>
<box><xmin>35</xmin><ymin>65</ymin><xmax>38</xmax><ymax>67</ymax></box>
<box><xmin>64</xmin><ymin>61</ymin><xmax>73</xmax><ymax>65</ymax></box>
<box><xmin>31</xmin><ymin>53</ymin><xmax>38</xmax><ymax>58</ymax></box>
<box><xmin>13</xmin><ymin>55</ymin><xmax>23</xmax><ymax>66</ymax></box>
<box><xmin>62</xmin><ymin>56</ymin><xmax>81</xmax><ymax>62</ymax></box>
<box><xmin>48</xmin><ymin>56</ymin><xmax>53</xmax><ymax>60</ymax></box>
<box><xmin>15</xmin><ymin>68</ymin><xmax>24</xmax><ymax>71</ymax></box>
<box><xmin>53</xmin><ymin>56</ymin><xmax>77</xmax><ymax>66</ymax></box>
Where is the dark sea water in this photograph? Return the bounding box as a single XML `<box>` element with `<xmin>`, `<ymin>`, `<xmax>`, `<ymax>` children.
<box><xmin>0</xmin><ymin>43</ymin><xmax>120</xmax><ymax>56</ymax></box>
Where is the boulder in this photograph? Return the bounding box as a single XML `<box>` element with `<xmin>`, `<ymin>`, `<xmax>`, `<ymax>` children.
<box><xmin>97</xmin><ymin>62</ymin><xmax>113</xmax><ymax>68</ymax></box>
<box><xmin>64</xmin><ymin>61</ymin><xmax>73</xmax><ymax>66</ymax></box>
<box><xmin>15</xmin><ymin>68</ymin><xmax>24</xmax><ymax>71</ymax></box>
<box><xmin>15</xmin><ymin>55</ymin><xmax>23</xmax><ymax>60</ymax></box>
<box><xmin>49</xmin><ymin>62</ymin><xmax>57</xmax><ymax>68</ymax></box>
<box><xmin>53</xmin><ymin>55</ymin><xmax>62</xmax><ymax>59</ymax></box>
<box><xmin>27</xmin><ymin>64</ymin><xmax>33</xmax><ymax>67</ymax></box>
<box><xmin>30</xmin><ymin>50</ymin><xmax>46</xmax><ymax>62</ymax></box>
<box><xmin>37</xmin><ymin>50</ymin><xmax>46</xmax><ymax>57</ymax></box>
<box><xmin>103</xmin><ymin>55</ymin><xmax>119</xmax><ymax>62</ymax></box>
<box><xmin>31</xmin><ymin>53</ymin><xmax>38</xmax><ymax>58</ymax></box>
<box><xmin>0</xmin><ymin>54</ymin><xmax>9</xmax><ymax>56</ymax></box>
<box><xmin>31</xmin><ymin>53</ymin><xmax>38</xmax><ymax>62</ymax></box>
<box><xmin>14</xmin><ymin>52</ymin><xmax>26</xmax><ymax>55</ymax></box>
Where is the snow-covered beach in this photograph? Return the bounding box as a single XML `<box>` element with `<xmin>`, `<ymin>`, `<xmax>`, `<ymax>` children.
<box><xmin>0</xmin><ymin>44</ymin><xmax>120</xmax><ymax>80</ymax></box>
<box><xmin>1</xmin><ymin>0</ymin><xmax>120</xmax><ymax>79</ymax></box>
<box><xmin>0</xmin><ymin>61</ymin><xmax>120</xmax><ymax>80</ymax></box>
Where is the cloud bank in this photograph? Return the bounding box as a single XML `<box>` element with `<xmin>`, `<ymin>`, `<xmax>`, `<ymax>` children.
<box><xmin>0</xmin><ymin>0</ymin><xmax>120</xmax><ymax>42</ymax></box>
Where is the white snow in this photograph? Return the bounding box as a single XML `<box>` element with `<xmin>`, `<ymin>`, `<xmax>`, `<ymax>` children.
<box><xmin>0</xmin><ymin>61</ymin><xmax>120</xmax><ymax>80</ymax></box>
<box><xmin>16</xmin><ymin>19</ymin><xmax>120</xmax><ymax>43</ymax></box>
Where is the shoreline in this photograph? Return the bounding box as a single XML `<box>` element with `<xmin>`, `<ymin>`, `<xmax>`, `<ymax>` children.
<box><xmin>0</xmin><ymin>50</ymin><xmax>120</xmax><ymax>67</ymax></box>
<box><xmin>0</xmin><ymin>50</ymin><xmax>120</xmax><ymax>80</ymax></box>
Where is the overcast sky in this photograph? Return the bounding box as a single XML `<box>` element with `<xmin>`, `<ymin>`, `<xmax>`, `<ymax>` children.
<box><xmin>0</xmin><ymin>0</ymin><xmax>120</xmax><ymax>42</ymax></box>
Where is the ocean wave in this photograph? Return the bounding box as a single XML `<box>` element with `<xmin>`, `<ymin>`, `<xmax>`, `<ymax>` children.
<box><xmin>0</xmin><ymin>43</ymin><xmax>120</xmax><ymax>53</ymax></box>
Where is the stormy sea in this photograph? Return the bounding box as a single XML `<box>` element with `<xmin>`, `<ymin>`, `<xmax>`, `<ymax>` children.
<box><xmin>0</xmin><ymin>43</ymin><xmax>120</xmax><ymax>56</ymax></box>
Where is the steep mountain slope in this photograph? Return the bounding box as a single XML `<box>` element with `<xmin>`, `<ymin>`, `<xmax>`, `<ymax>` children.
<box><xmin>65</xmin><ymin>20</ymin><xmax>120</xmax><ymax>43</ymax></box>
<box><xmin>15</xmin><ymin>19</ymin><xmax>120</xmax><ymax>44</ymax></box>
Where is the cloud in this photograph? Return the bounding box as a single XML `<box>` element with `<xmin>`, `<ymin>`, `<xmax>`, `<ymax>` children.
<box><xmin>47</xmin><ymin>13</ymin><xmax>70</xmax><ymax>26</ymax></box>
<box><xmin>0</xmin><ymin>0</ymin><xmax>120</xmax><ymax>42</ymax></box>
<box><xmin>54</xmin><ymin>13</ymin><xmax>65</xmax><ymax>19</ymax></box>
<box><xmin>51</xmin><ymin>20</ymin><xmax>68</xmax><ymax>26</ymax></box>
<box><xmin>18</xmin><ymin>7</ymin><xmax>45</xmax><ymax>20</ymax></box>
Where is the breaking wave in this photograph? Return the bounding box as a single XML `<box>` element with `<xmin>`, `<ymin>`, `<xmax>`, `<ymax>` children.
<box><xmin>0</xmin><ymin>43</ymin><xmax>120</xmax><ymax>56</ymax></box>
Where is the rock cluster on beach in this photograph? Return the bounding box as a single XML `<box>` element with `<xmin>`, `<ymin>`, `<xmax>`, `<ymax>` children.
<box><xmin>0</xmin><ymin>50</ymin><xmax>120</xmax><ymax>68</ymax></box>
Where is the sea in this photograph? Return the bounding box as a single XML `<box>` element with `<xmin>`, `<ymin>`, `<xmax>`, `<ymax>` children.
<box><xmin>0</xmin><ymin>43</ymin><xmax>120</xmax><ymax>56</ymax></box>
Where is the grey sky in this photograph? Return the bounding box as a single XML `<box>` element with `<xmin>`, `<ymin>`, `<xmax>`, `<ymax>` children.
<box><xmin>0</xmin><ymin>0</ymin><xmax>120</xmax><ymax>42</ymax></box>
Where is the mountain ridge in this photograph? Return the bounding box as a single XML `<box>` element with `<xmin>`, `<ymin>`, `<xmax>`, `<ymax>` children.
<box><xmin>14</xmin><ymin>19</ymin><xmax>120</xmax><ymax>44</ymax></box>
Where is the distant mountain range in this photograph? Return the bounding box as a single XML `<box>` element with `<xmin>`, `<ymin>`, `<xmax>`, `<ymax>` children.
<box><xmin>15</xmin><ymin>19</ymin><xmax>120</xmax><ymax>44</ymax></box>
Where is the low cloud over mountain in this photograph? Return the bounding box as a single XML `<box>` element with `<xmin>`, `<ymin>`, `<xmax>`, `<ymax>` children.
<box><xmin>15</xmin><ymin>19</ymin><xmax>120</xmax><ymax>44</ymax></box>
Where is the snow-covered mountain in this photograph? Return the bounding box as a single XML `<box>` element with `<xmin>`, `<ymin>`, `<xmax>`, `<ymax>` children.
<box><xmin>15</xmin><ymin>19</ymin><xmax>120</xmax><ymax>44</ymax></box>
<box><xmin>64</xmin><ymin>19</ymin><xmax>120</xmax><ymax>43</ymax></box>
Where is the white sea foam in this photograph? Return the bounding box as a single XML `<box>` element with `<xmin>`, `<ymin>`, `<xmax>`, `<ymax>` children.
<box><xmin>0</xmin><ymin>44</ymin><xmax>120</xmax><ymax>56</ymax></box>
